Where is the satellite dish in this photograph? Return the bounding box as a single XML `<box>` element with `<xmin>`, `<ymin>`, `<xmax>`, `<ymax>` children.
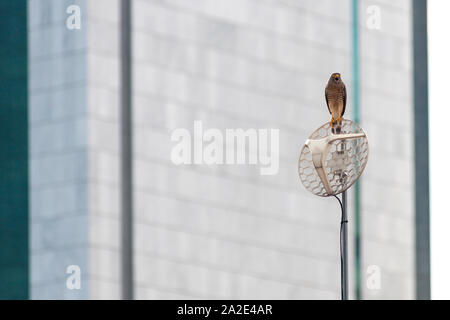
<box><xmin>298</xmin><ymin>119</ymin><xmax>369</xmax><ymax>197</ymax></box>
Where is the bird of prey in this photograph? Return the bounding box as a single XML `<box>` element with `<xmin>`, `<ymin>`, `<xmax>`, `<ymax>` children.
<box><xmin>325</xmin><ymin>73</ymin><xmax>347</xmax><ymax>134</ymax></box>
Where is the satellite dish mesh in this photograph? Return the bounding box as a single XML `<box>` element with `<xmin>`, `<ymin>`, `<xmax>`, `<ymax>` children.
<box><xmin>298</xmin><ymin>119</ymin><xmax>369</xmax><ymax>197</ymax></box>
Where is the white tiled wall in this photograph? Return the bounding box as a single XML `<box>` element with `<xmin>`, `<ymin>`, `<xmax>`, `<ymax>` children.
<box><xmin>359</xmin><ymin>0</ymin><xmax>414</xmax><ymax>299</ymax></box>
<box><xmin>133</xmin><ymin>0</ymin><xmax>348</xmax><ymax>300</ymax></box>
<box><xmin>29</xmin><ymin>0</ymin><xmax>415</xmax><ymax>299</ymax></box>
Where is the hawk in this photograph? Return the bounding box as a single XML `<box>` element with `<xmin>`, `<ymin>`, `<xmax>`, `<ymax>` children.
<box><xmin>325</xmin><ymin>73</ymin><xmax>347</xmax><ymax>133</ymax></box>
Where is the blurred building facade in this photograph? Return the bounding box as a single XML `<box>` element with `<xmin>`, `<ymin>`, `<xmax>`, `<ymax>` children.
<box><xmin>0</xmin><ymin>0</ymin><xmax>428</xmax><ymax>299</ymax></box>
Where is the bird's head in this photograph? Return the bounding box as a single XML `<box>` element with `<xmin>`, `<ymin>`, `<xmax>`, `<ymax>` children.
<box><xmin>330</xmin><ymin>73</ymin><xmax>342</xmax><ymax>84</ymax></box>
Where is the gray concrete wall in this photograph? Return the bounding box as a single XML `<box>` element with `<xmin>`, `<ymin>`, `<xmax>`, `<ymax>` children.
<box><xmin>29</xmin><ymin>0</ymin><xmax>89</xmax><ymax>299</ymax></box>
<box><xmin>29</xmin><ymin>0</ymin><xmax>122</xmax><ymax>299</ymax></box>
<box><xmin>131</xmin><ymin>0</ymin><xmax>415</xmax><ymax>299</ymax></box>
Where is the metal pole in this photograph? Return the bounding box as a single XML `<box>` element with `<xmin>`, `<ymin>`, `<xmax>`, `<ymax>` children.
<box><xmin>342</xmin><ymin>190</ymin><xmax>349</xmax><ymax>300</ymax></box>
<box><xmin>120</xmin><ymin>0</ymin><xmax>134</xmax><ymax>300</ymax></box>
<box><xmin>351</xmin><ymin>0</ymin><xmax>362</xmax><ymax>300</ymax></box>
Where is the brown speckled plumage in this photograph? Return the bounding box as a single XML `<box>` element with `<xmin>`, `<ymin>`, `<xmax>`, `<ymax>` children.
<box><xmin>325</xmin><ymin>73</ymin><xmax>346</xmax><ymax>132</ymax></box>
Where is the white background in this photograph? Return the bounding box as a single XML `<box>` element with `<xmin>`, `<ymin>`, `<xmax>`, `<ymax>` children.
<box><xmin>428</xmin><ymin>0</ymin><xmax>450</xmax><ymax>300</ymax></box>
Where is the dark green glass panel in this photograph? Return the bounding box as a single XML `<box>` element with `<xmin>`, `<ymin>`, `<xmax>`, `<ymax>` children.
<box><xmin>0</xmin><ymin>0</ymin><xmax>29</xmax><ymax>300</ymax></box>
